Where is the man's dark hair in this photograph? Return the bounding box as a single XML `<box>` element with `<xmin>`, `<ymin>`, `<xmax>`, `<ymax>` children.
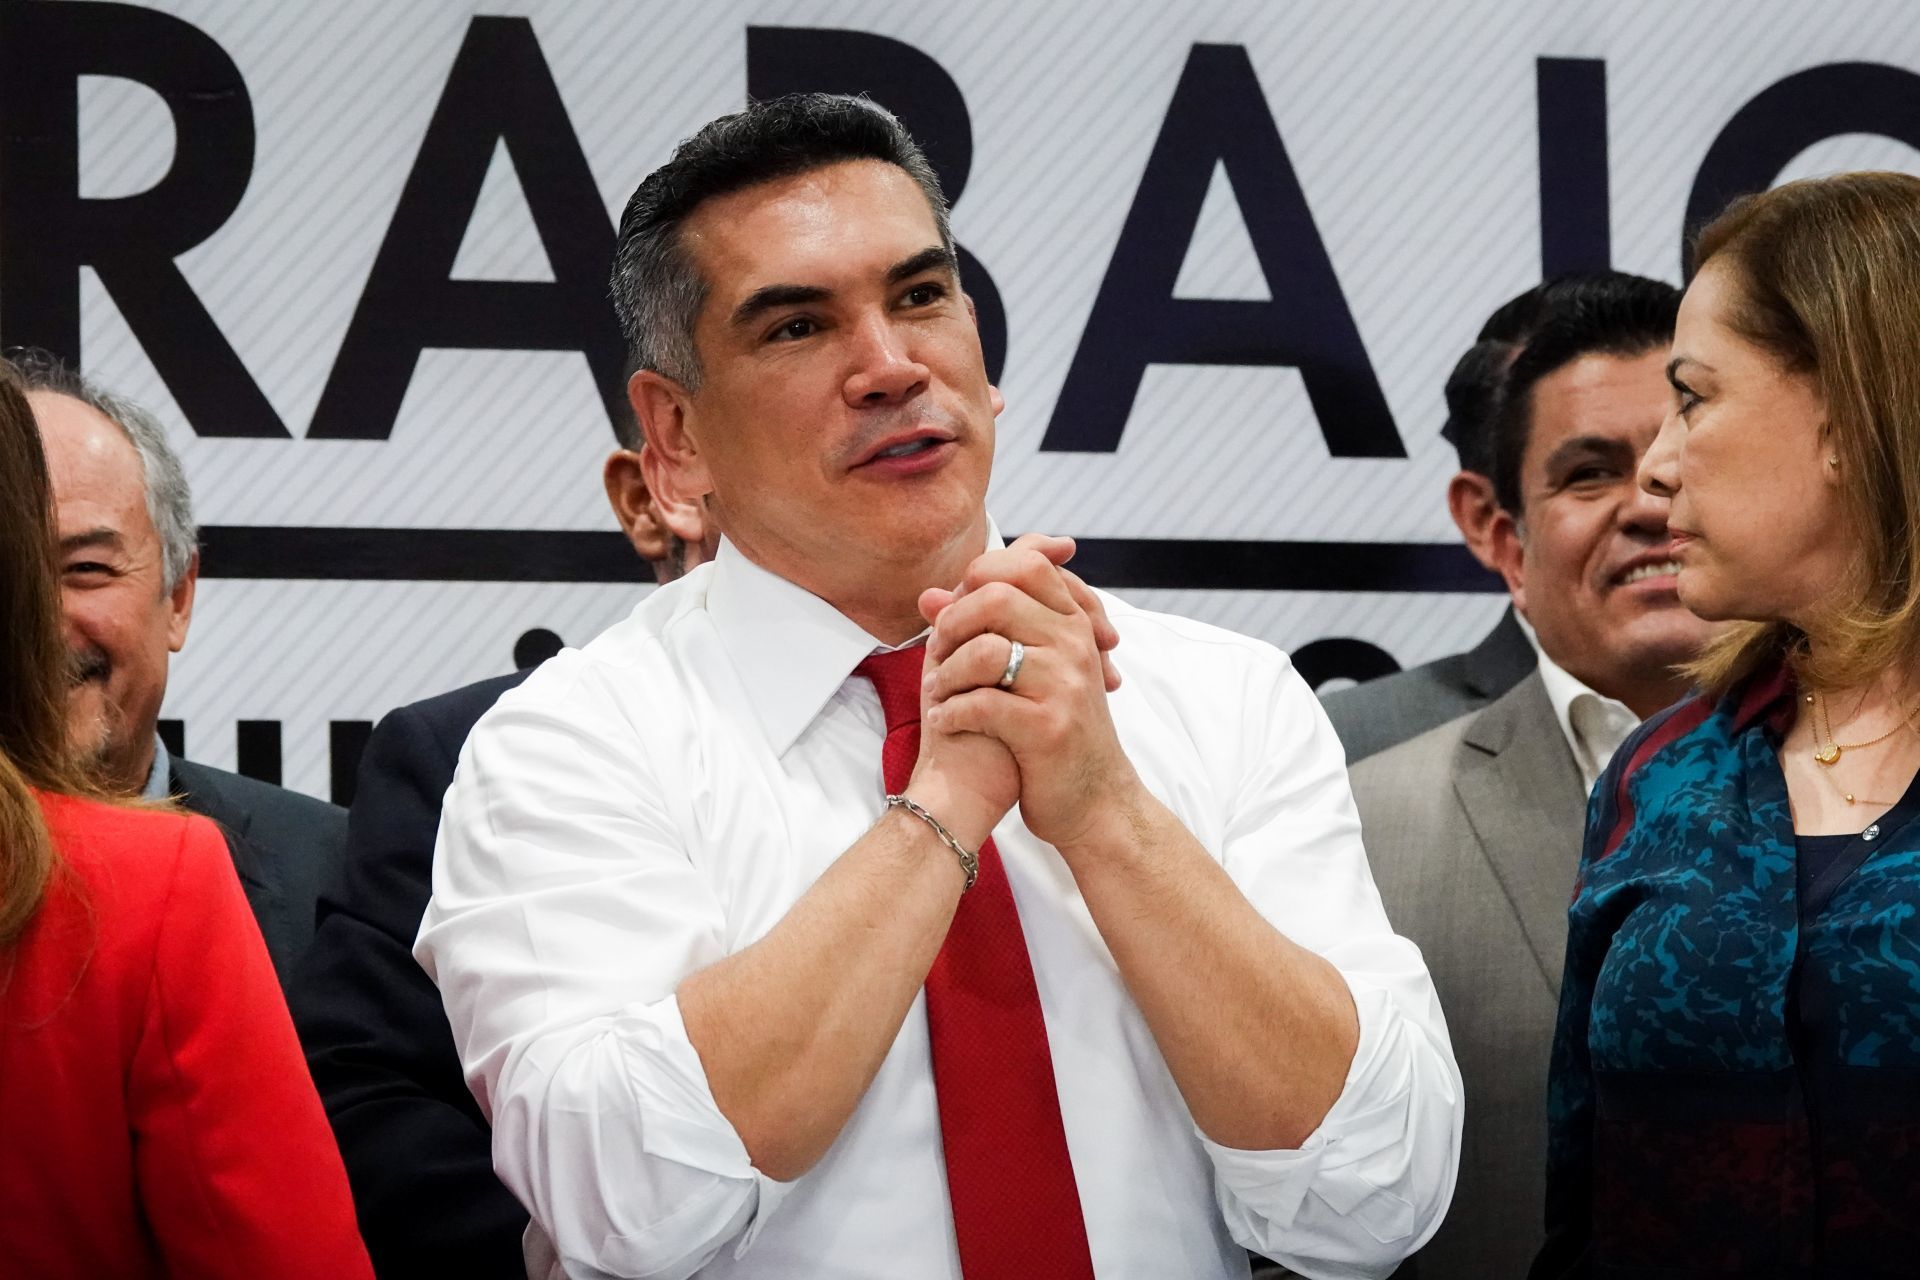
<box><xmin>1439</xmin><ymin>339</ymin><xmax>1521</xmax><ymax>475</ymax></box>
<box><xmin>1437</xmin><ymin>284</ymin><xmax>1551</xmax><ymax>475</ymax></box>
<box><xmin>1476</xmin><ymin>285</ymin><xmax>1552</xmax><ymax>346</ymax></box>
<box><xmin>1491</xmin><ymin>272</ymin><xmax>1681</xmax><ymax>515</ymax></box>
<box><xmin>610</xmin><ymin>94</ymin><xmax>953</xmax><ymax>395</ymax></box>
<box><xmin>611</xmin><ymin>352</ymin><xmax>645</xmax><ymax>450</ymax></box>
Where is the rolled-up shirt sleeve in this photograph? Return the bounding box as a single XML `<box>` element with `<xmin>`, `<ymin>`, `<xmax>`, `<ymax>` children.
<box><xmin>1203</xmin><ymin>650</ymin><xmax>1463</xmax><ymax>1278</ymax></box>
<box><xmin>415</xmin><ymin>659</ymin><xmax>789</xmax><ymax>1280</ymax></box>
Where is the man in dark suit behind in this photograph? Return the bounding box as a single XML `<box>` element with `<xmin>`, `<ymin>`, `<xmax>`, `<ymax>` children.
<box><xmin>291</xmin><ymin>429</ymin><xmax>713</xmax><ymax>1278</ymax></box>
<box><xmin>295</xmin><ymin>672</ymin><xmax>535</xmax><ymax>1275</ymax></box>
<box><xmin>19</xmin><ymin>348</ymin><xmax>344</xmax><ymax>981</ymax></box>
<box><xmin>1320</xmin><ymin>289</ymin><xmax>1552</xmax><ymax>763</ymax></box>
<box><xmin>168</xmin><ymin>750</ymin><xmax>344</xmax><ymax>980</ymax></box>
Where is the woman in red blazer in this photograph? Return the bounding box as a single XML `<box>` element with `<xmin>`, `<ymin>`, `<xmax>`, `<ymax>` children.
<box><xmin>0</xmin><ymin>363</ymin><xmax>374</xmax><ymax>1278</ymax></box>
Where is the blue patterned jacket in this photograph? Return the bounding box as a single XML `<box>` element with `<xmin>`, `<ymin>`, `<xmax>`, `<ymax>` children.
<box><xmin>1533</xmin><ymin>662</ymin><xmax>1920</xmax><ymax>1279</ymax></box>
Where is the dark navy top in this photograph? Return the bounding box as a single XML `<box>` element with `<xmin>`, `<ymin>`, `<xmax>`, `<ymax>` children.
<box><xmin>1792</xmin><ymin>758</ymin><xmax>1920</xmax><ymax>904</ymax></box>
<box><xmin>1534</xmin><ymin>663</ymin><xmax>1920</xmax><ymax>1279</ymax></box>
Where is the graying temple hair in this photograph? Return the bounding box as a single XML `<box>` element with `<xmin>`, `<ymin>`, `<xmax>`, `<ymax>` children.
<box><xmin>610</xmin><ymin>94</ymin><xmax>954</xmax><ymax>397</ymax></box>
<box><xmin>8</xmin><ymin>349</ymin><xmax>199</xmax><ymax>593</ymax></box>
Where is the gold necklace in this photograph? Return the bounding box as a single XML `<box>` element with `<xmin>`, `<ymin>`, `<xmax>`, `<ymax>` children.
<box><xmin>1804</xmin><ymin>692</ymin><xmax>1920</xmax><ymax>805</ymax></box>
<box><xmin>1809</xmin><ymin>691</ymin><xmax>1920</xmax><ymax>765</ymax></box>
<box><xmin>1810</xmin><ymin>757</ymin><xmax>1898</xmax><ymax>808</ymax></box>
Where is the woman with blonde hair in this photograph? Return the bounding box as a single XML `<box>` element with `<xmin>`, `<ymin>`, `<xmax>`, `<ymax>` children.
<box><xmin>0</xmin><ymin>360</ymin><xmax>373</xmax><ymax>1277</ymax></box>
<box><xmin>1534</xmin><ymin>170</ymin><xmax>1920</xmax><ymax>1279</ymax></box>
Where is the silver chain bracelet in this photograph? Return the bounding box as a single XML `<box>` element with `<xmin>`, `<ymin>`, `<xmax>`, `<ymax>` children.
<box><xmin>884</xmin><ymin>794</ymin><xmax>980</xmax><ymax>891</ymax></box>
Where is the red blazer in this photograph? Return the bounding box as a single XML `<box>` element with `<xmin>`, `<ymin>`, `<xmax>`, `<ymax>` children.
<box><xmin>0</xmin><ymin>792</ymin><xmax>373</xmax><ymax>1279</ymax></box>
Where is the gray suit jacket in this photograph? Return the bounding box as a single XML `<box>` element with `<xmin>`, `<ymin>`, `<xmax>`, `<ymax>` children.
<box><xmin>1348</xmin><ymin>673</ymin><xmax>1585</xmax><ymax>1280</ymax></box>
<box><xmin>170</xmin><ymin>756</ymin><xmax>347</xmax><ymax>984</ymax></box>
<box><xmin>1322</xmin><ymin>608</ymin><xmax>1536</xmax><ymax>765</ymax></box>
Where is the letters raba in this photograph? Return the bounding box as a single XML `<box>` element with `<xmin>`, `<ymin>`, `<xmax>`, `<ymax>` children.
<box><xmin>10</xmin><ymin>7</ymin><xmax>1904</xmax><ymax>452</ymax></box>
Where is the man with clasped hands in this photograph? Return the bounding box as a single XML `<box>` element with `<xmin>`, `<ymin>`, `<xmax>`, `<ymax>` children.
<box><xmin>416</xmin><ymin>94</ymin><xmax>1460</xmax><ymax>1280</ymax></box>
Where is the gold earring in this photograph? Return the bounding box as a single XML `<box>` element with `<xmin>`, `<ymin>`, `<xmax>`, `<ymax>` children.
<box><xmin>1828</xmin><ymin>455</ymin><xmax>1841</xmax><ymax>469</ymax></box>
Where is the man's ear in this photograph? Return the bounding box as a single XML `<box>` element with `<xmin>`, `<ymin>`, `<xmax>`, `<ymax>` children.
<box><xmin>639</xmin><ymin>438</ymin><xmax>713</xmax><ymax>561</ymax></box>
<box><xmin>1446</xmin><ymin>471</ymin><xmax>1504</xmax><ymax>572</ymax></box>
<box><xmin>962</xmin><ymin>293</ymin><xmax>1006</xmax><ymax>417</ymax></box>
<box><xmin>165</xmin><ymin>551</ymin><xmax>198</xmax><ymax>653</ymax></box>
<box><xmin>628</xmin><ymin>369</ymin><xmax>712</xmax><ymax>500</ymax></box>
<box><xmin>603</xmin><ymin>449</ymin><xmax>672</xmax><ymax>565</ymax></box>
<box><xmin>1487</xmin><ymin>507</ymin><xmax>1528</xmax><ymax>615</ymax></box>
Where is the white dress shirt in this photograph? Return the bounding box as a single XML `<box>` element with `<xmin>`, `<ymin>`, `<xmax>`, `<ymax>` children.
<box><xmin>418</xmin><ymin>535</ymin><xmax>1461</xmax><ymax>1280</ymax></box>
<box><xmin>1516</xmin><ymin>617</ymin><xmax>1642</xmax><ymax>793</ymax></box>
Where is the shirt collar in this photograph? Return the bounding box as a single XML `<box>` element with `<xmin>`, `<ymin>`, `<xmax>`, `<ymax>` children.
<box><xmin>143</xmin><ymin>732</ymin><xmax>173</xmax><ymax>802</ymax></box>
<box><xmin>704</xmin><ymin>517</ymin><xmax>1004</xmax><ymax>757</ymax></box>
<box><xmin>1516</xmin><ymin>612</ymin><xmax>1642</xmax><ymax>789</ymax></box>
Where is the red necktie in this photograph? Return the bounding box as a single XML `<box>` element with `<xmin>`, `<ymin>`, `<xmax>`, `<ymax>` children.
<box><xmin>856</xmin><ymin>645</ymin><xmax>1097</xmax><ymax>1280</ymax></box>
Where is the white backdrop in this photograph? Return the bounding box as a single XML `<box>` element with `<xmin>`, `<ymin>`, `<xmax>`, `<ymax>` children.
<box><xmin>11</xmin><ymin>0</ymin><xmax>1920</xmax><ymax>798</ymax></box>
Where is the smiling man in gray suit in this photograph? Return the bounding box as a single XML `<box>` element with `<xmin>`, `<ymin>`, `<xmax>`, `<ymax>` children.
<box><xmin>1350</xmin><ymin>274</ymin><xmax>1713</xmax><ymax>1279</ymax></box>
<box><xmin>1321</xmin><ymin>287</ymin><xmax>1549</xmax><ymax>764</ymax></box>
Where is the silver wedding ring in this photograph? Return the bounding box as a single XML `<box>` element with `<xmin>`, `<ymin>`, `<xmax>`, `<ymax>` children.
<box><xmin>997</xmin><ymin>638</ymin><xmax>1026</xmax><ymax>690</ymax></box>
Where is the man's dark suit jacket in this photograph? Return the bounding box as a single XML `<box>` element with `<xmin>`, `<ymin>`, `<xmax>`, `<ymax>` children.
<box><xmin>1319</xmin><ymin>606</ymin><xmax>1536</xmax><ymax>765</ymax></box>
<box><xmin>170</xmin><ymin>755</ymin><xmax>346</xmax><ymax>983</ymax></box>
<box><xmin>290</xmin><ymin>671</ymin><xmax>531</xmax><ymax>1280</ymax></box>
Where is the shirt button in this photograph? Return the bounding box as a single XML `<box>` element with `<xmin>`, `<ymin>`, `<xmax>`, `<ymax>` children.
<box><xmin>1864</xmin><ymin>823</ymin><xmax>1881</xmax><ymax>842</ymax></box>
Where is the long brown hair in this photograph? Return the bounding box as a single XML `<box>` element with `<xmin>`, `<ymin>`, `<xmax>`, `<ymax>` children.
<box><xmin>0</xmin><ymin>359</ymin><xmax>97</xmax><ymax>947</ymax></box>
<box><xmin>1685</xmin><ymin>172</ymin><xmax>1920</xmax><ymax>695</ymax></box>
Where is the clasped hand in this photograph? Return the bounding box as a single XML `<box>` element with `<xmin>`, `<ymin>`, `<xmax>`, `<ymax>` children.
<box><xmin>904</xmin><ymin>534</ymin><xmax>1141</xmax><ymax>857</ymax></box>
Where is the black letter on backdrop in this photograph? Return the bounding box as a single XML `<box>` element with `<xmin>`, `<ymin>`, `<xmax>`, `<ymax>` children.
<box><xmin>1043</xmin><ymin>44</ymin><xmax>1401</xmax><ymax>457</ymax></box>
<box><xmin>309</xmin><ymin>18</ymin><xmax>623</xmax><ymax>439</ymax></box>
<box><xmin>1290</xmin><ymin>637</ymin><xmax>1401</xmax><ymax>692</ymax></box>
<box><xmin>1537</xmin><ymin>58</ymin><xmax>1612</xmax><ymax>275</ymax></box>
<box><xmin>1686</xmin><ymin>63</ymin><xmax>1920</xmax><ymax>273</ymax></box>
<box><xmin>329</xmin><ymin>720</ymin><xmax>372</xmax><ymax>807</ymax></box>
<box><xmin>746</xmin><ymin>26</ymin><xmax>1007</xmax><ymax>383</ymax></box>
<box><xmin>0</xmin><ymin>3</ymin><xmax>285</xmax><ymax>436</ymax></box>
<box><xmin>235</xmin><ymin>720</ymin><xmax>283</xmax><ymax>786</ymax></box>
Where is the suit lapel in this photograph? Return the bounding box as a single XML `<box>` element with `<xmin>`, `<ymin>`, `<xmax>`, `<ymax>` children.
<box><xmin>1459</xmin><ymin>607</ymin><xmax>1536</xmax><ymax>701</ymax></box>
<box><xmin>169</xmin><ymin>759</ymin><xmax>271</xmax><ymax>895</ymax></box>
<box><xmin>1451</xmin><ymin>674</ymin><xmax>1587</xmax><ymax>999</ymax></box>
